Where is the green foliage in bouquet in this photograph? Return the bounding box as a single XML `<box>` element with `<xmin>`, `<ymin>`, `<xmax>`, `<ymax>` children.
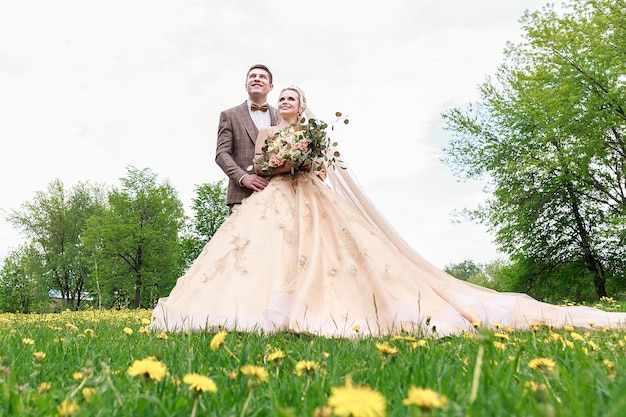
<box><xmin>257</xmin><ymin>112</ymin><xmax>348</xmax><ymax>175</ymax></box>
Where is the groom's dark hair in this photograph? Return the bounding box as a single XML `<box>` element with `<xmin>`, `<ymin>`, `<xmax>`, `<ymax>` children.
<box><xmin>247</xmin><ymin>64</ymin><xmax>273</xmax><ymax>84</ymax></box>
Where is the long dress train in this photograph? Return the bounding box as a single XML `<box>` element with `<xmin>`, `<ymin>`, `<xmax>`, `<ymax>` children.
<box><xmin>150</xmin><ymin>167</ymin><xmax>626</xmax><ymax>337</ymax></box>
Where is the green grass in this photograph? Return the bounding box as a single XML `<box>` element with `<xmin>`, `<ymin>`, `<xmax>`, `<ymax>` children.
<box><xmin>2</xmin><ymin>308</ymin><xmax>626</xmax><ymax>416</ymax></box>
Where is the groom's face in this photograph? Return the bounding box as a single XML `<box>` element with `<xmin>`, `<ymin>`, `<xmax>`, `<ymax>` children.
<box><xmin>246</xmin><ymin>69</ymin><xmax>273</xmax><ymax>99</ymax></box>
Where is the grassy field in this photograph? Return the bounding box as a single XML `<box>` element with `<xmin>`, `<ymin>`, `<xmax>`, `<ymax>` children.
<box><xmin>2</xmin><ymin>303</ymin><xmax>626</xmax><ymax>416</ymax></box>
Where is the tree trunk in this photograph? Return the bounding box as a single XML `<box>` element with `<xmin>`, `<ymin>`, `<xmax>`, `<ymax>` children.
<box><xmin>133</xmin><ymin>246</ymin><xmax>143</xmax><ymax>308</ymax></box>
<box><xmin>566</xmin><ymin>184</ymin><xmax>608</xmax><ymax>298</ymax></box>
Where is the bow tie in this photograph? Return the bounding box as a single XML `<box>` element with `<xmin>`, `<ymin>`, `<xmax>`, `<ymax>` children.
<box><xmin>251</xmin><ymin>103</ymin><xmax>269</xmax><ymax>112</ymax></box>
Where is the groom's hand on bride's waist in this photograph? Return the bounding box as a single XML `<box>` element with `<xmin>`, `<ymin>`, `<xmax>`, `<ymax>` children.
<box><xmin>241</xmin><ymin>174</ymin><xmax>269</xmax><ymax>192</ymax></box>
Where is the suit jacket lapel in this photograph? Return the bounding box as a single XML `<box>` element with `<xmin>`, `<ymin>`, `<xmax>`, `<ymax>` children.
<box><xmin>236</xmin><ymin>102</ymin><xmax>259</xmax><ymax>144</ymax></box>
<box><xmin>270</xmin><ymin>107</ymin><xmax>279</xmax><ymax>126</ymax></box>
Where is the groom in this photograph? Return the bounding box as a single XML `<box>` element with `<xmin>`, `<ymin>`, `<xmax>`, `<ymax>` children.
<box><xmin>215</xmin><ymin>64</ymin><xmax>280</xmax><ymax>214</ymax></box>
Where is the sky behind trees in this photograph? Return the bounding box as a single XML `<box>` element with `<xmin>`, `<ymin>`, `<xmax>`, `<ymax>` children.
<box><xmin>0</xmin><ymin>0</ymin><xmax>551</xmax><ymax>267</ymax></box>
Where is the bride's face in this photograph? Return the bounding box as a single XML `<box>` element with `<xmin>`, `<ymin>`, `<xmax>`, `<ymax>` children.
<box><xmin>277</xmin><ymin>90</ymin><xmax>302</xmax><ymax>117</ymax></box>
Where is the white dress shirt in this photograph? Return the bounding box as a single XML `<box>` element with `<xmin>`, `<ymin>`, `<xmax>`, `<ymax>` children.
<box><xmin>247</xmin><ymin>100</ymin><xmax>271</xmax><ymax>129</ymax></box>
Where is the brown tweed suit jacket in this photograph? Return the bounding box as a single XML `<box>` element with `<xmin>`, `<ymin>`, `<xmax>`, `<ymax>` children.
<box><xmin>215</xmin><ymin>101</ymin><xmax>279</xmax><ymax>205</ymax></box>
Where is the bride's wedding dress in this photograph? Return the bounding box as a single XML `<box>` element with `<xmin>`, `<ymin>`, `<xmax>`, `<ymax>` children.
<box><xmin>150</xmin><ymin>155</ymin><xmax>626</xmax><ymax>337</ymax></box>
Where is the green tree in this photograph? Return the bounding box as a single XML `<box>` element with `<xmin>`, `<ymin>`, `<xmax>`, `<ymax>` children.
<box><xmin>178</xmin><ymin>180</ymin><xmax>228</xmax><ymax>270</ymax></box>
<box><xmin>83</xmin><ymin>167</ymin><xmax>185</xmax><ymax>309</ymax></box>
<box><xmin>442</xmin><ymin>0</ymin><xmax>626</xmax><ymax>299</ymax></box>
<box><xmin>7</xmin><ymin>179</ymin><xmax>107</xmax><ymax>309</ymax></box>
<box><xmin>444</xmin><ymin>259</ymin><xmax>483</xmax><ymax>282</ymax></box>
<box><xmin>0</xmin><ymin>244</ymin><xmax>47</xmax><ymax>313</ymax></box>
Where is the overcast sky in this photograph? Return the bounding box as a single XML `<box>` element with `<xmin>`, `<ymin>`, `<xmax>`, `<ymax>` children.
<box><xmin>0</xmin><ymin>0</ymin><xmax>551</xmax><ymax>268</ymax></box>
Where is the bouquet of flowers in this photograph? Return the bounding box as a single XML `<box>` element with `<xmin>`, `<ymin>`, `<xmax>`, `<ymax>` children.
<box><xmin>256</xmin><ymin>112</ymin><xmax>348</xmax><ymax>175</ymax></box>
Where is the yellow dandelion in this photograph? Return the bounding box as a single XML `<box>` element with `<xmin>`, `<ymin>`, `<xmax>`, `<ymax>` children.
<box><xmin>123</xmin><ymin>327</ymin><xmax>133</xmax><ymax>335</ymax></box>
<box><xmin>402</xmin><ymin>385</ymin><xmax>448</xmax><ymax>409</ymax></box>
<box><xmin>523</xmin><ymin>381</ymin><xmax>546</xmax><ymax>392</ymax></box>
<box><xmin>563</xmin><ymin>325</ymin><xmax>574</xmax><ymax>332</ymax></box>
<box><xmin>604</xmin><ymin>359</ymin><xmax>615</xmax><ymax>380</ymax></box>
<box><xmin>127</xmin><ymin>357</ymin><xmax>168</xmax><ymax>382</ymax></box>
<box><xmin>588</xmin><ymin>340</ymin><xmax>600</xmax><ymax>351</ymax></box>
<box><xmin>72</xmin><ymin>372</ymin><xmax>84</xmax><ymax>381</ymax></box>
<box><xmin>38</xmin><ymin>382</ymin><xmax>51</xmax><ymax>394</ymax></box>
<box><xmin>57</xmin><ymin>399</ymin><xmax>79</xmax><ymax>417</ymax></box>
<box><xmin>22</xmin><ymin>338</ymin><xmax>35</xmax><ymax>345</ymax></box>
<box><xmin>471</xmin><ymin>321</ymin><xmax>481</xmax><ymax>329</ymax></box>
<box><xmin>570</xmin><ymin>332</ymin><xmax>585</xmax><ymax>342</ymax></box>
<box><xmin>156</xmin><ymin>332</ymin><xmax>168</xmax><ymax>340</ymax></box>
<box><xmin>82</xmin><ymin>387</ymin><xmax>96</xmax><ymax>403</ymax></box>
<box><xmin>524</xmin><ymin>381</ymin><xmax>536</xmax><ymax>391</ymax></box>
<box><xmin>210</xmin><ymin>331</ymin><xmax>227</xmax><ymax>351</ymax></box>
<box><xmin>295</xmin><ymin>360</ymin><xmax>319</xmax><ymax>376</ymax></box>
<box><xmin>240</xmin><ymin>365</ymin><xmax>269</xmax><ymax>383</ymax></box>
<box><xmin>494</xmin><ymin>332</ymin><xmax>510</xmax><ymax>340</ymax></box>
<box><xmin>33</xmin><ymin>351</ymin><xmax>46</xmax><ymax>362</ymax></box>
<box><xmin>266</xmin><ymin>349</ymin><xmax>286</xmax><ymax>363</ymax></box>
<box><xmin>83</xmin><ymin>329</ymin><xmax>95</xmax><ymax>337</ymax></box>
<box><xmin>549</xmin><ymin>332</ymin><xmax>563</xmax><ymax>343</ymax></box>
<box><xmin>65</xmin><ymin>323</ymin><xmax>78</xmax><ymax>331</ymax></box>
<box><xmin>411</xmin><ymin>340</ymin><xmax>428</xmax><ymax>349</ymax></box>
<box><xmin>375</xmin><ymin>342</ymin><xmax>398</xmax><ymax>356</ymax></box>
<box><xmin>528</xmin><ymin>358</ymin><xmax>556</xmax><ymax>374</ymax></box>
<box><xmin>493</xmin><ymin>341</ymin><xmax>506</xmax><ymax>351</ymax></box>
<box><xmin>138</xmin><ymin>327</ymin><xmax>150</xmax><ymax>334</ymax></box>
<box><xmin>141</xmin><ymin>318</ymin><xmax>151</xmax><ymax>325</ymax></box>
<box><xmin>327</xmin><ymin>376</ymin><xmax>386</xmax><ymax>417</ymax></box>
<box><xmin>183</xmin><ymin>373</ymin><xmax>218</xmax><ymax>393</ymax></box>
<box><xmin>352</xmin><ymin>325</ymin><xmax>361</xmax><ymax>333</ymax></box>
<box><xmin>312</xmin><ymin>406</ymin><xmax>333</xmax><ymax>417</ymax></box>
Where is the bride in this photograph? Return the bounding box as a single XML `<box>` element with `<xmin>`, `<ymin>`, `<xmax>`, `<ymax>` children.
<box><xmin>150</xmin><ymin>86</ymin><xmax>626</xmax><ymax>337</ymax></box>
